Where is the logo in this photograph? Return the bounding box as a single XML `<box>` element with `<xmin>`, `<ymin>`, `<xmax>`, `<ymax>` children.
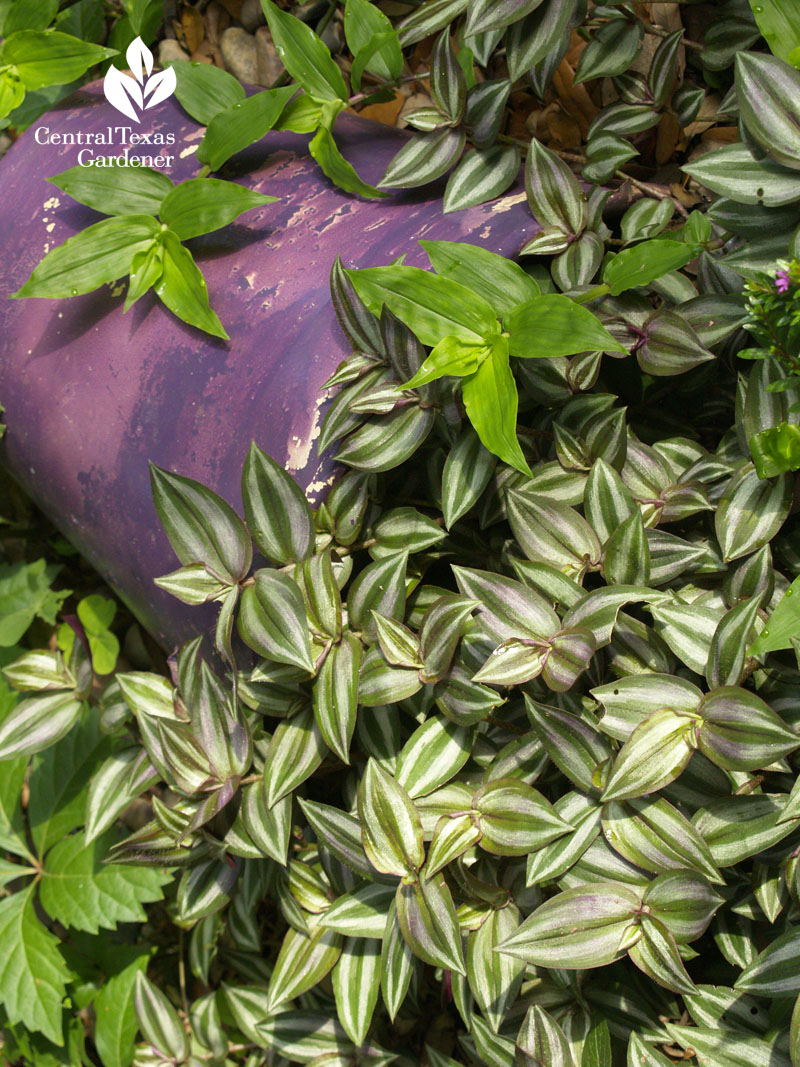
<box><xmin>103</xmin><ymin>37</ymin><xmax>177</xmax><ymax>123</ymax></box>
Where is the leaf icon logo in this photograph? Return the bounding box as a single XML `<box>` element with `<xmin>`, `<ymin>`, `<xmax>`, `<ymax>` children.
<box><xmin>103</xmin><ymin>37</ymin><xmax>177</xmax><ymax>122</ymax></box>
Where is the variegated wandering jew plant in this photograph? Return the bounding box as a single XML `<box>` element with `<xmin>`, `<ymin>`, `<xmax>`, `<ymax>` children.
<box><xmin>5</xmin><ymin>231</ymin><xmax>800</xmax><ymax>1065</ymax></box>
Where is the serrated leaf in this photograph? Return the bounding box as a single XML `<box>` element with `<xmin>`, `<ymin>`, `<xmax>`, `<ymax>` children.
<box><xmin>0</xmin><ymin>884</ymin><xmax>70</xmax><ymax>1045</ymax></box>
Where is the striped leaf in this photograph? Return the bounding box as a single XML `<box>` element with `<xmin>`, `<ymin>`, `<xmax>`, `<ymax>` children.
<box><xmin>238</xmin><ymin>570</ymin><xmax>314</xmax><ymax>673</ymax></box>
<box><xmin>0</xmin><ymin>691</ymin><xmax>83</xmax><ymax>761</ymax></box>
<box><xmin>332</xmin><ymin>937</ymin><xmax>381</xmax><ymax>1046</ymax></box>
<box><xmin>320</xmin><ymin>884</ymin><xmax>395</xmax><ymax>938</ymax></box>
<box><xmin>348</xmin><ymin>551</ymin><xmax>409</xmax><ymax>636</ymax></box>
<box><xmin>395</xmin><ymin>717</ymin><xmax>473</xmax><ymax>798</ymax></box>
<box><xmin>430</xmin><ymin>28</ymin><xmax>465</xmax><ymax>122</ymax></box>
<box><xmin>664</xmin><ymin>1023</ymin><xmax>789</xmax><ymax>1067</ymax></box>
<box><xmin>627</xmin><ymin>915</ymin><xmax>696</xmax><ymax>995</ymax></box>
<box><xmin>715</xmin><ymin>465</ymin><xmax>792</xmax><ymax>562</ymax></box>
<box><xmin>736</xmin><ymin>52</ymin><xmax>800</xmax><ymax>172</ymax></box>
<box><xmin>507</xmin><ymin>494</ymin><xmax>602</xmax><ymax>580</ymax></box>
<box><xmin>601</xmin><ymin>708</ymin><xmax>698</xmax><ymax>802</ymax></box>
<box><xmin>357</xmin><ymin>647</ymin><xmax>423</xmax><ymax>707</ymax></box>
<box><xmin>643</xmin><ymin>870</ymin><xmax>722</xmax><ymax>943</ymax></box>
<box><xmin>443</xmin><ymin>145</ymin><xmax>519</xmax><ymax>213</ymax></box>
<box><xmin>397</xmin><ymin>0</ymin><xmax>469</xmax><ymax>47</ymax></box>
<box><xmin>626</xmin><ymin>1032</ymin><xmax>673</xmax><ymax>1066</ymax></box>
<box><xmin>452</xmin><ymin>566</ymin><xmax>560</xmax><ymax>642</ymax></box>
<box><xmin>380</xmin><ymin>899</ymin><xmax>417</xmax><ymax>1020</ymax></box>
<box><xmin>525</xmin><ymin>136</ymin><xmax>587</xmax><ymax>236</ymax></box>
<box><xmin>298</xmin><ymin>799</ymin><xmax>374</xmax><ymax>879</ymax></box>
<box><xmin>395</xmin><ymin>873</ymin><xmax>466</xmax><ymax>974</ymax></box>
<box><xmin>262</xmin><ymin>706</ymin><xmax>326</xmax><ymax>807</ymax></box>
<box><xmin>255</xmin><ymin>1010</ymin><xmax>354</xmax><ymax>1061</ymax></box>
<box><xmin>378</xmin><ymin>127</ymin><xmax>466</xmax><ymax>190</ymax></box>
<box><xmin>650</xmin><ymin>599</ymin><xmax>722</xmax><ymax>675</ymax></box>
<box><xmin>118</xmin><ymin>672</ymin><xmax>178</xmax><ymax>721</ymax></box>
<box><xmin>592</xmin><ymin>673</ymin><xmax>702</xmax><ymax>741</ymax></box>
<box><xmin>604</xmin><ymin>512</ymin><xmax>651</xmax><ymax>585</ymax></box>
<box><xmin>497</xmin><ymin>883</ymin><xmax>641</xmax><ymax>969</ymax></box>
<box><xmin>474</xmin><ymin>778</ymin><xmax>571</xmax><ymax>856</ymax></box>
<box><xmin>602</xmin><ymin>796</ymin><xmax>722</xmax><ymax>882</ymax></box>
<box><xmin>241</xmin><ymin>442</ymin><xmax>314</xmax><ymax>565</ymax></box>
<box><xmin>427</xmin><ymin>813</ymin><xmax>482</xmax><ymax>876</ymax></box>
<box><xmin>419</xmin><ymin>594</ymin><xmax>477</xmax><ymax>682</ymax></box>
<box><xmin>467</xmin><ymin>906</ymin><xmax>525</xmax><ymax>1032</ymax></box>
<box><xmin>736</xmin><ymin>927</ymin><xmax>800</xmax><ymax>995</ymax></box>
<box><xmin>694</xmin><ymin>794</ymin><xmax>795</xmax><ymax>866</ymax></box>
<box><xmin>696</xmin><ymin>686</ymin><xmax>799</xmax><ymax>770</ymax></box>
<box><xmin>176</xmin><ymin>858</ymin><xmax>238</xmax><ymax>923</ymax></box>
<box><xmin>240</xmin><ymin>781</ymin><xmax>291</xmax><ymax>865</ymax></box>
<box><xmin>516</xmin><ymin>1004</ymin><xmax>577</xmax><ymax>1067</ymax></box>
<box><xmin>358</xmin><ymin>759</ymin><xmax>424</xmax><ymax>876</ymax></box>
<box><xmin>706</xmin><ymin>597</ymin><xmax>760</xmax><ymax>687</ymax></box>
<box><xmin>133</xmin><ymin>971</ymin><xmax>188</xmax><ymax>1062</ymax></box>
<box><xmin>267</xmin><ymin>924</ymin><xmax>343</xmax><ymax>1012</ymax></box>
<box><xmin>149</xmin><ymin>464</ymin><xmax>251</xmax><ymax>583</ymax></box>
<box><xmin>313</xmin><ymin>634</ymin><xmax>361</xmax><ymax>762</ymax></box>
<box><xmin>525</xmin><ymin>792</ymin><xmax>602</xmax><ymax>885</ymax></box>
<box><xmin>528</xmin><ymin>699</ymin><xmax>612</xmax><ymax>793</ymax></box>
<box><xmin>335</xmin><ymin>404</ymin><xmax>435</xmax><ymax>472</ymax></box>
<box><xmin>584</xmin><ymin>459</ymin><xmax>636</xmax><ymax>544</ymax></box>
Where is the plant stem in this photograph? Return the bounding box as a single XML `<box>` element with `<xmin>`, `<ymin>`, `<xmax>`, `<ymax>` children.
<box><xmin>615</xmin><ymin>170</ymin><xmax>690</xmax><ymax>217</ymax></box>
<box><xmin>348</xmin><ymin>71</ymin><xmax>430</xmax><ymax>107</ymax></box>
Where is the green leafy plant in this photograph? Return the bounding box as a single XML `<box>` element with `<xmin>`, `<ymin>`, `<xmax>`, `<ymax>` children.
<box><xmin>13</xmin><ymin>165</ymin><xmax>277</xmax><ymax>338</ymax></box>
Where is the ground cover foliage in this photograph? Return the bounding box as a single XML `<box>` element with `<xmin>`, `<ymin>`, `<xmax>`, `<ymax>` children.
<box><xmin>5</xmin><ymin>0</ymin><xmax>800</xmax><ymax>1066</ymax></box>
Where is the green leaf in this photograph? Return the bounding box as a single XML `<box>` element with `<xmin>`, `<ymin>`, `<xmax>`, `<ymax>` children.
<box><xmin>13</xmin><ymin>214</ymin><xmax>160</xmax><ymax>299</ymax></box>
<box><xmin>150</xmin><ymin>462</ymin><xmax>250</xmax><ymax>582</ymax></box>
<box><xmin>154</xmin><ymin>230</ymin><xmax>228</xmax><ymax>340</ymax></box>
<box><xmin>347</xmin><ymin>263</ymin><xmax>497</xmax><ymax>346</ymax></box>
<box><xmin>48</xmin><ymin>163</ymin><xmax>173</xmax><ymax>217</ymax></box>
<box><xmin>601</xmin><ymin>708</ymin><xmax>697</xmax><ymax>801</ymax></box>
<box><xmin>309</xmin><ymin>121</ymin><xmax>388</xmax><ymax>199</ymax></box>
<box><xmin>497</xmin><ymin>883</ymin><xmax>641</xmax><ymax>969</ymax></box>
<box><xmin>267</xmin><ymin>924</ymin><xmax>343</xmax><ymax>1012</ymax></box>
<box><xmin>462</xmin><ymin>336</ymin><xmax>532</xmax><ymax>475</ymax></box>
<box><xmin>750</xmin><ymin>422</ymin><xmax>800</xmax><ymax>478</ymax></box>
<box><xmin>750</xmin><ymin>572</ymin><xmax>800</xmax><ymax>656</ymax></box>
<box><xmin>1</xmin><ymin>30</ymin><xmax>116</xmax><ymax>89</ymax></box>
<box><xmin>159</xmin><ymin>178</ymin><xmax>277</xmax><ymax>241</ymax></box>
<box><xmin>603</xmin><ymin>239</ymin><xmax>697</xmax><ymax>296</ymax></box>
<box><xmin>421</xmin><ymin>239</ymin><xmax>540</xmax><ymax>318</ymax></box>
<box><xmin>0</xmin><ymin>884</ymin><xmax>71</xmax><ymax>1045</ymax></box>
<box><xmin>93</xmin><ymin>951</ymin><xmax>151</xmax><ymax>1067</ymax></box>
<box><xmin>748</xmin><ymin>1</ymin><xmax>800</xmax><ymax>66</ymax></box>
<box><xmin>344</xmin><ymin>0</ymin><xmax>403</xmax><ymax>83</ymax></box>
<box><xmin>505</xmin><ymin>294</ymin><xmax>627</xmax><ymax>357</ymax></box>
<box><xmin>261</xmin><ymin>0</ymin><xmax>347</xmax><ymax>101</ymax></box>
<box><xmin>171</xmin><ymin>59</ymin><xmax>245</xmax><ymax>125</ymax></box>
<box><xmin>736</xmin><ymin>52</ymin><xmax>800</xmax><ymax>171</ymax></box>
<box><xmin>401</xmin><ymin>334</ymin><xmax>488</xmax><ymax>389</ymax></box>
<box><xmin>395</xmin><ymin>873</ymin><xmax>466</xmax><ymax>974</ymax></box>
<box><xmin>357</xmin><ymin>759</ymin><xmax>424</xmax><ymax>876</ymax></box>
<box><xmin>241</xmin><ymin>441</ymin><xmax>314</xmax><ymax>565</ymax></box>
<box><xmin>197</xmin><ymin>86</ymin><xmax>296</xmax><ymax>171</ymax></box>
<box><xmin>0</xmin><ymin>69</ymin><xmax>25</xmax><ymax>121</ymax></box>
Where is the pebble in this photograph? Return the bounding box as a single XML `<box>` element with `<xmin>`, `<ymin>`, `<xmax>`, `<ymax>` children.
<box><xmin>240</xmin><ymin>0</ymin><xmax>266</xmax><ymax>32</ymax></box>
<box><xmin>221</xmin><ymin>26</ymin><xmax>259</xmax><ymax>85</ymax></box>
<box><xmin>159</xmin><ymin>39</ymin><xmax>190</xmax><ymax>65</ymax></box>
<box><xmin>255</xmin><ymin>27</ymin><xmax>284</xmax><ymax>88</ymax></box>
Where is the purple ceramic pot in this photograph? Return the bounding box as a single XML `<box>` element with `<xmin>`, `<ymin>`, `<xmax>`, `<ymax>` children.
<box><xmin>0</xmin><ymin>82</ymin><xmax>539</xmax><ymax>650</ymax></box>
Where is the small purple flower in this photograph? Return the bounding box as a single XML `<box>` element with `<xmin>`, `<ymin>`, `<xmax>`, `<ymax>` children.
<box><xmin>776</xmin><ymin>269</ymin><xmax>791</xmax><ymax>294</ymax></box>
